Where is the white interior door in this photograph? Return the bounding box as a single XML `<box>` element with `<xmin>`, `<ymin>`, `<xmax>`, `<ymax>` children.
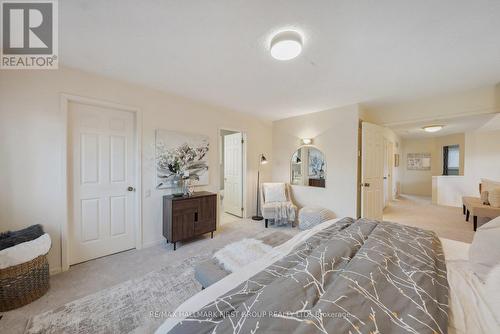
<box><xmin>224</xmin><ymin>133</ymin><xmax>243</xmax><ymax>217</ymax></box>
<box><xmin>387</xmin><ymin>142</ymin><xmax>394</xmax><ymax>204</ymax></box>
<box><xmin>361</xmin><ymin>122</ymin><xmax>384</xmax><ymax>220</ymax></box>
<box><xmin>383</xmin><ymin>138</ymin><xmax>389</xmax><ymax>207</ymax></box>
<box><xmin>69</xmin><ymin>102</ymin><xmax>136</xmax><ymax>265</ymax></box>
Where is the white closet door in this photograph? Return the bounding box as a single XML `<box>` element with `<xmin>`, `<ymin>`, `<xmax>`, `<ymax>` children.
<box><xmin>69</xmin><ymin>102</ymin><xmax>136</xmax><ymax>265</ymax></box>
<box><xmin>224</xmin><ymin>133</ymin><xmax>243</xmax><ymax>217</ymax></box>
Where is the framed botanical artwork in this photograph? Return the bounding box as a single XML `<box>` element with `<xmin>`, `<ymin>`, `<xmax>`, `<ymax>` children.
<box><xmin>407</xmin><ymin>153</ymin><xmax>431</xmax><ymax>170</ymax></box>
<box><xmin>155</xmin><ymin>129</ymin><xmax>209</xmax><ymax>189</ymax></box>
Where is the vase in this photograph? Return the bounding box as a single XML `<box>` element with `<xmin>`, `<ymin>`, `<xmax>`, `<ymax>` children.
<box><xmin>172</xmin><ymin>177</ymin><xmax>185</xmax><ymax>197</ymax></box>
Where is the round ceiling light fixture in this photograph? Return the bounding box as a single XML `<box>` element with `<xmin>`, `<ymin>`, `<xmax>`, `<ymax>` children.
<box><xmin>422</xmin><ymin>125</ymin><xmax>444</xmax><ymax>133</ymax></box>
<box><xmin>270</xmin><ymin>31</ymin><xmax>303</xmax><ymax>61</ymax></box>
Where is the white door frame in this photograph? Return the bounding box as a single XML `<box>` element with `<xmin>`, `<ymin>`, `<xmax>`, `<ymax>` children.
<box><xmin>218</xmin><ymin>128</ymin><xmax>247</xmax><ymax>220</ymax></box>
<box><xmin>61</xmin><ymin>94</ymin><xmax>142</xmax><ymax>272</ymax></box>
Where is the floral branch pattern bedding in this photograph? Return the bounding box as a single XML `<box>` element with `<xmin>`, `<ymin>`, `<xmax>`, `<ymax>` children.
<box><xmin>168</xmin><ymin>218</ymin><xmax>448</xmax><ymax>334</ymax></box>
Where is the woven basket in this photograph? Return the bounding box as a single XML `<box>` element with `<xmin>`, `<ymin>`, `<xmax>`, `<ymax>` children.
<box><xmin>0</xmin><ymin>254</ymin><xmax>49</xmax><ymax>311</ymax></box>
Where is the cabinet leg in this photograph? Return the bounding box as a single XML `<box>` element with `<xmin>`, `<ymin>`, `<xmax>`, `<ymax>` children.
<box><xmin>211</xmin><ymin>231</ymin><xmax>214</xmax><ymax>239</ymax></box>
<box><xmin>473</xmin><ymin>216</ymin><xmax>478</xmax><ymax>231</ymax></box>
<box><xmin>265</xmin><ymin>219</ymin><xmax>268</xmax><ymax>228</ymax></box>
<box><xmin>463</xmin><ymin>205</ymin><xmax>466</xmax><ymax>215</ymax></box>
<box><xmin>173</xmin><ymin>242</ymin><xmax>176</xmax><ymax>251</ymax></box>
<box><xmin>466</xmin><ymin>210</ymin><xmax>470</xmax><ymax>222</ymax></box>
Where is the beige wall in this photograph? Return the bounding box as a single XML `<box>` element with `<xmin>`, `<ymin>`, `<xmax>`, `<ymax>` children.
<box><xmin>464</xmin><ymin>128</ymin><xmax>500</xmax><ymax>195</ymax></box>
<box><xmin>0</xmin><ymin>67</ymin><xmax>272</xmax><ymax>273</ymax></box>
<box><xmin>272</xmin><ymin>105</ymin><xmax>360</xmax><ymax>217</ymax></box>
<box><xmin>401</xmin><ymin>133</ymin><xmax>465</xmax><ymax>196</ymax></box>
<box><xmin>401</xmin><ymin>138</ymin><xmax>435</xmax><ymax>196</ymax></box>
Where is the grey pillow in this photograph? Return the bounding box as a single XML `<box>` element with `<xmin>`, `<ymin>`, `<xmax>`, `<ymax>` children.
<box><xmin>469</xmin><ymin>216</ymin><xmax>500</xmax><ymax>281</ymax></box>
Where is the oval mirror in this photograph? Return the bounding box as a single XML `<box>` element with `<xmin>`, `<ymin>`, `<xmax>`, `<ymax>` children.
<box><xmin>290</xmin><ymin>147</ymin><xmax>326</xmax><ymax>188</ymax></box>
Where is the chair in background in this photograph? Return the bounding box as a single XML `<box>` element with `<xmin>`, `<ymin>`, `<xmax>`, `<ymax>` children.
<box><xmin>260</xmin><ymin>183</ymin><xmax>297</xmax><ymax>228</ymax></box>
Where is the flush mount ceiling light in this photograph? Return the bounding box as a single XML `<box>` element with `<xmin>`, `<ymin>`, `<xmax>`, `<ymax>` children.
<box><xmin>270</xmin><ymin>31</ymin><xmax>303</xmax><ymax>61</ymax></box>
<box><xmin>301</xmin><ymin>138</ymin><xmax>312</xmax><ymax>145</ymax></box>
<box><xmin>423</xmin><ymin>125</ymin><xmax>444</xmax><ymax>133</ymax></box>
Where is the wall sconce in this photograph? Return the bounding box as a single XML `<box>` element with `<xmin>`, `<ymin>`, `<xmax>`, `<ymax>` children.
<box><xmin>301</xmin><ymin>138</ymin><xmax>313</xmax><ymax>145</ymax></box>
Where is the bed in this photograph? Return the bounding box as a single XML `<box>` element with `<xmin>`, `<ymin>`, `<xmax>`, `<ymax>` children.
<box><xmin>156</xmin><ymin>218</ymin><xmax>500</xmax><ymax>334</ymax></box>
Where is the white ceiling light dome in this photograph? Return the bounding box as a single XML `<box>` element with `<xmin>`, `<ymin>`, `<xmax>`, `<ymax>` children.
<box><xmin>270</xmin><ymin>31</ymin><xmax>303</xmax><ymax>61</ymax></box>
<box><xmin>423</xmin><ymin>125</ymin><xmax>444</xmax><ymax>133</ymax></box>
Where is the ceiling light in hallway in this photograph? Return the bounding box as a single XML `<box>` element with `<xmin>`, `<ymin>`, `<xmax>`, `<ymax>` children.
<box><xmin>422</xmin><ymin>125</ymin><xmax>444</xmax><ymax>133</ymax></box>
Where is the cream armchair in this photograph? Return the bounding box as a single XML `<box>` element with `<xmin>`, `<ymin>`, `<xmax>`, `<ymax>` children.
<box><xmin>260</xmin><ymin>183</ymin><xmax>297</xmax><ymax>228</ymax></box>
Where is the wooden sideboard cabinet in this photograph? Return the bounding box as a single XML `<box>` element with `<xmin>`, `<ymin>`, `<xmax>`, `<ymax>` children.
<box><xmin>163</xmin><ymin>191</ymin><xmax>217</xmax><ymax>250</ymax></box>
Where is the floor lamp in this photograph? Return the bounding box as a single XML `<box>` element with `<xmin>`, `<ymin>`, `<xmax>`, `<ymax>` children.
<box><xmin>252</xmin><ymin>154</ymin><xmax>268</xmax><ymax>221</ymax></box>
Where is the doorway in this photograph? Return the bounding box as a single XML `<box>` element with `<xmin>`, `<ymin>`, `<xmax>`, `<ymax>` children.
<box><xmin>219</xmin><ymin>129</ymin><xmax>246</xmax><ymax>225</ymax></box>
<box><xmin>360</xmin><ymin>121</ymin><xmax>384</xmax><ymax>220</ymax></box>
<box><xmin>65</xmin><ymin>96</ymin><xmax>141</xmax><ymax>267</ymax></box>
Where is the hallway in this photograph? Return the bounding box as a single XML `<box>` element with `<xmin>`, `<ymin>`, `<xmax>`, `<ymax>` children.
<box><xmin>383</xmin><ymin>195</ymin><xmax>474</xmax><ymax>243</ymax></box>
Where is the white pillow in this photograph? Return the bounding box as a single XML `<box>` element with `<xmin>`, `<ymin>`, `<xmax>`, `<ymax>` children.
<box><xmin>263</xmin><ymin>183</ymin><xmax>286</xmax><ymax>203</ymax></box>
<box><xmin>485</xmin><ymin>264</ymin><xmax>500</xmax><ymax>322</ymax></box>
<box><xmin>469</xmin><ymin>216</ymin><xmax>500</xmax><ymax>281</ymax></box>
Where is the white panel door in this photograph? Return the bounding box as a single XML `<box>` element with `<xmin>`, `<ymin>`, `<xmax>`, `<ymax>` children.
<box><xmin>383</xmin><ymin>138</ymin><xmax>389</xmax><ymax>207</ymax></box>
<box><xmin>361</xmin><ymin>122</ymin><xmax>384</xmax><ymax>220</ymax></box>
<box><xmin>387</xmin><ymin>142</ymin><xmax>394</xmax><ymax>204</ymax></box>
<box><xmin>224</xmin><ymin>133</ymin><xmax>243</xmax><ymax>217</ymax></box>
<box><xmin>69</xmin><ymin>102</ymin><xmax>136</xmax><ymax>265</ymax></box>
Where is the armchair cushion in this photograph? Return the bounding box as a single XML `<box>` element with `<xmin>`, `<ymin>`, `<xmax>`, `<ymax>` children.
<box><xmin>263</xmin><ymin>183</ymin><xmax>287</xmax><ymax>203</ymax></box>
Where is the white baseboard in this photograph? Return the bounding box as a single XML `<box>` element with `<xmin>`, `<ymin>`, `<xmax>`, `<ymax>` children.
<box><xmin>50</xmin><ymin>266</ymin><xmax>62</xmax><ymax>275</ymax></box>
<box><xmin>142</xmin><ymin>239</ymin><xmax>164</xmax><ymax>248</ymax></box>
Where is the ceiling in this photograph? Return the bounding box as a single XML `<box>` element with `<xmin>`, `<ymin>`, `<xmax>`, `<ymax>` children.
<box><xmin>60</xmin><ymin>1</ymin><xmax>500</xmax><ymax>120</ymax></box>
<box><xmin>388</xmin><ymin>113</ymin><xmax>499</xmax><ymax>139</ymax></box>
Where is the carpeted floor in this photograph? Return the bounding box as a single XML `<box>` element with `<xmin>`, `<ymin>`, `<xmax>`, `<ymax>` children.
<box><xmin>383</xmin><ymin>194</ymin><xmax>475</xmax><ymax>243</ymax></box>
<box><xmin>1</xmin><ymin>197</ymin><xmax>476</xmax><ymax>334</ymax></box>
<box><xmin>0</xmin><ymin>219</ymin><xmax>297</xmax><ymax>334</ymax></box>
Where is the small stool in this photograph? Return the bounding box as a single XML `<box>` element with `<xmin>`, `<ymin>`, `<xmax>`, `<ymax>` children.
<box><xmin>298</xmin><ymin>207</ymin><xmax>335</xmax><ymax>230</ymax></box>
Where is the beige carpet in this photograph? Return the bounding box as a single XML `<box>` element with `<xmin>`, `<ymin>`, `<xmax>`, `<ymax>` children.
<box><xmin>383</xmin><ymin>194</ymin><xmax>475</xmax><ymax>243</ymax></box>
<box><xmin>0</xmin><ymin>219</ymin><xmax>298</xmax><ymax>334</ymax></box>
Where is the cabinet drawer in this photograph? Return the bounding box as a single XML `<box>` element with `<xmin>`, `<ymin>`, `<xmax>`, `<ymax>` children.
<box><xmin>173</xmin><ymin>198</ymin><xmax>199</xmax><ymax>210</ymax></box>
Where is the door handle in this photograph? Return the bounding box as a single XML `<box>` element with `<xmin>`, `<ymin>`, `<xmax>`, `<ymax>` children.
<box><xmin>383</xmin><ymin>176</ymin><xmax>387</xmax><ymax>179</ymax></box>
<box><xmin>363</xmin><ymin>183</ymin><xmax>370</xmax><ymax>187</ymax></box>
<box><xmin>127</xmin><ymin>186</ymin><xmax>135</xmax><ymax>192</ymax></box>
